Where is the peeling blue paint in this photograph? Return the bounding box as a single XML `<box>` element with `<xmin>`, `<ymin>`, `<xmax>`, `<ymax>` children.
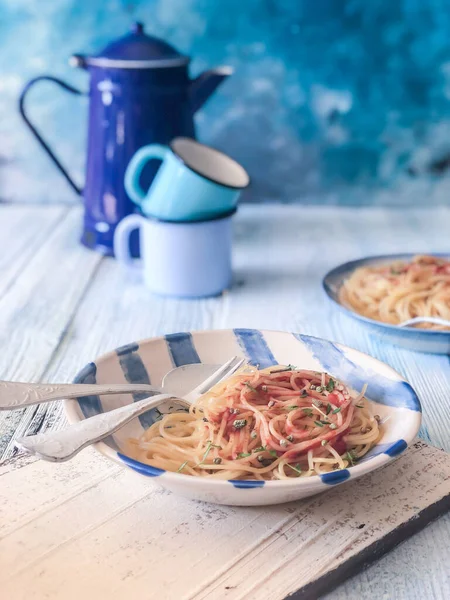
<box><xmin>294</xmin><ymin>334</ymin><xmax>421</xmax><ymax>412</ymax></box>
<box><xmin>234</xmin><ymin>329</ymin><xmax>277</xmax><ymax>368</ymax></box>
<box><xmin>229</xmin><ymin>479</ymin><xmax>265</xmax><ymax>488</ymax></box>
<box><xmin>320</xmin><ymin>469</ymin><xmax>351</xmax><ymax>485</ymax></box>
<box><xmin>116</xmin><ymin>342</ymin><xmax>156</xmax><ymax>429</ymax></box>
<box><xmin>165</xmin><ymin>332</ymin><xmax>201</xmax><ymax>366</ymax></box>
<box><xmin>73</xmin><ymin>361</ymin><xmax>118</xmax><ymax>450</ymax></box>
<box><xmin>117</xmin><ymin>452</ymin><xmax>165</xmax><ymax>477</ymax></box>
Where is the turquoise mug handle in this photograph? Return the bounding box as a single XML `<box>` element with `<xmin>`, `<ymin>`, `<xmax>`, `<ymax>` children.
<box><xmin>124</xmin><ymin>144</ymin><xmax>169</xmax><ymax>206</ymax></box>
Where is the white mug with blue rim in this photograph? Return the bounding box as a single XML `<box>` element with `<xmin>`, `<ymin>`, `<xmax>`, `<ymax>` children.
<box><xmin>124</xmin><ymin>137</ymin><xmax>249</xmax><ymax>221</ymax></box>
<box><xmin>114</xmin><ymin>210</ymin><xmax>235</xmax><ymax>298</ymax></box>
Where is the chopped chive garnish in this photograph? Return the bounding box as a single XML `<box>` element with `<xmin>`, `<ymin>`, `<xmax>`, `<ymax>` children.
<box><xmin>213</xmin><ymin>457</ymin><xmax>222</xmax><ymax>464</ymax></box>
<box><xmin>302</xmin><ymin>408</ymin><xmax>313</xmax><ymax>416</ymax></box>
<box><xmin>329</xmin><ymin>423</ymin><xmax>338</xmax><ymax>430</ymax></box>
<box><xmin>199</xmin><ymin>441</ymin><xmax>213</xmax><ymax>464</ymax></box>
<box><xmin>270</xmin><ymin>364</ymin><xmax>296</xmax><ymax>373</ymax></box>
<box><xmin>345</xmin><ymin>451</ymin><xmax>357</xmax><ymax>465</ymax></box>
<box><xmin>250</xmin><ymin>430</ymin><xmax>258</xmax><ymax>439</ymax></box>
<box><xmin>332</xmin><ymin>407</ymin><xmax>341</xmax><ymax>414</ymax></box>
<box><xmin>269</xmin><ymin>450</ymin><xmax>278</xmax><ymax>457</ymax></box>
<box><xmin>254</xmin><ymin>446</ymin><xmax>267</xmax><ymax>452</ymax></box>
<box><xmin>198</xmin><ymin>441</ymin><xmax>221</xmax><ymax>465</ymax></box>
<box><xmin>314</xmin><ymin>420</ymin><xmax>324</xmax><ymax>427</ymax></box>
<box><xmin>244</xmin><ymin>382</ymin><xmax>257</xmax><ymax>393</ymax></box>
<box><xmin>300</xmin><ymin>390</ymin><xmax>308</xmax><ymax>398</ymax></box>
<box><xmin>286</xmin><ymin>463</ymin><xmax>302</xmax><ymax>476</ymax></box>
<box><xmin>177</xmin><ymin>461</ymin><xmax>188</xmax><ymax>472</ymax></box>
<box><xmin>233</xmin><ymin>419</ymin><xmax>248</xmax><ymax>429</ymax></box>
<box><xmin>237</xmin><ymin>452</ymin><xmax>252</xmax><ymax>458</ymax></box>
<box><xmin>326</xmin><ymin>403</ymin><xmax>332</xmax><ymax>415</ymax></box>
<box><xmin>287</xmin><ymin>405</ymin><xmax>299</xmax><ymax>411</ymax></box>
<box><xmin>355</xmin><ymin>404</ymin><xmax>364</xmax><ymax>408</ymax></box>
<box><xmin>326</xmin><ymin>379</ymin><xmax>335</xmax><ymax>392</ymax></box>
<box><xmin>320</xmin><ymin>419</ymin><xmax>330</xmax><ymax>425</ymax></box>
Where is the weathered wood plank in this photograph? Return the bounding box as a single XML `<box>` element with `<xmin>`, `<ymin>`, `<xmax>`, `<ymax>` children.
<box><xmin>0</xmin><ymin>207</ymin><xmax>102</xmax><ymax>460</ymax></box>
<box><xmin>0</xmin><ymin>205</ymin><xmax>68</xmax><ymax>302</ymax></box>
<box><xmin>0</xmin><ymin>441</ymin><xmax>448</xmax><ymax>600</ymax></box>
<box><xmin>1</xmin><ymin>204</ymin><xmax>450</xmax><ymax>600</ymax></box>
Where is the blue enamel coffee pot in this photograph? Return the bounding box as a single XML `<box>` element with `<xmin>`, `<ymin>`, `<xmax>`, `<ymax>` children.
<box><xmin>19</xmin><ymin>22</ymin><xmax>232</xmax><ymax>255</ymax></box>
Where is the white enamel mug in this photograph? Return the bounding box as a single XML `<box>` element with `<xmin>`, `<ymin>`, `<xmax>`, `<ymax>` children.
<box><xmin>114</xmin><ymin>210</ymin><xmax>235</xmax><ymax>298</ymax></box>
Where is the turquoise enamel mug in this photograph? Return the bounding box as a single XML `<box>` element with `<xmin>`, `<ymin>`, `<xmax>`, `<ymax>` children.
<box><xmin>124</xmin><ymin>137</ymin><xmax>249</xmax><ymax>221</ymax></box>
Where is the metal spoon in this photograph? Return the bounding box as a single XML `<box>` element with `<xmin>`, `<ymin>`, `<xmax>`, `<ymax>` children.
<box><xmin>398</xmin><ymin>317</ymin><xmax>450</xmax><ymax>329</ymax></box>
<box><xmin>15</xmin><ymin>357</ymin><xmax>246</xmax><ymax>462</ymax></box>
<box><xmin>0</xmin><ymin>360</ymin><xmax>230</xmax><ymax>411</ymax></box>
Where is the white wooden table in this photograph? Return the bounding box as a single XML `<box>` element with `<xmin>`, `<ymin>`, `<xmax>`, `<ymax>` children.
<box><xmin>0</xmin><ymin>203</ymin><xmax>449</xmax><ymax>599</ymax></box>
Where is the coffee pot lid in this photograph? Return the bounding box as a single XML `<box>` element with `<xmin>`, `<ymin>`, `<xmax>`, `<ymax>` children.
<box><xmin>71</xmin><ymin>22</ymin><xmax>189</xmax><ymax>69</ymax></box>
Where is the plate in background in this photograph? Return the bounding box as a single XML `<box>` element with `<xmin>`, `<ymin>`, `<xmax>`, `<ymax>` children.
<box><xmin>323</xmin><ymin>253</ymin><xmax>450</xmax><ymax>354</ymax></box>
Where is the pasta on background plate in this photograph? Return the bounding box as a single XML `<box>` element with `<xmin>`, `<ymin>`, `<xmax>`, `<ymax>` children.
<box><xmin>339</xmin><ymin>255</ymin><xmax>450</xmax><ymax>330</ymax></box>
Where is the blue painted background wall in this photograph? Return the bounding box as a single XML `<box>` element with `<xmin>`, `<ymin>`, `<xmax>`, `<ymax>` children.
<box><xmin>2</xmin><ymin>0</ymin><xmax>450</xmax><ymax>205</ymax></box>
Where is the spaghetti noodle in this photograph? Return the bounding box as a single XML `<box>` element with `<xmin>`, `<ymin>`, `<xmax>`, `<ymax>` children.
<box><xmin>126</xmin><ymin>367</ymin><xmax>381</xmax><ymax>480</ymax></box>
<box><xmin>339</xmin><ymin>254</ymin><xmax>450</xmax><ymax>330</ymax></box>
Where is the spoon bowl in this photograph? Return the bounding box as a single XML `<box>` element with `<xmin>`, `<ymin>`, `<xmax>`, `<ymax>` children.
<box><xmin>15</xmin><ymin>357</ymin><xmax>245</xmax><ymax>462</ymax></box>
<box><xmin>0</xmin><ymin>362</ymin><xmax>222</xmax><ymax>411</ymax></box>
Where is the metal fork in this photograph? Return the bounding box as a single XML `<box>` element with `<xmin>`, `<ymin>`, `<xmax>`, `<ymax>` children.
<box><xmin>15</xmin><ymin>357</ymin><xmax>246</xmax><ymax>462</ymax></box>
<box><xmin>398</xmin><ymin>316</ymin><xmax>450</xmax><ymax>329</ymax></box>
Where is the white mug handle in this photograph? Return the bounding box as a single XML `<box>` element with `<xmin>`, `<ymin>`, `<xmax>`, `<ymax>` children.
<box><xmin>114</xmin><ymin>214</ymin><xmax>145</xmax><ymax>268</ymax></box>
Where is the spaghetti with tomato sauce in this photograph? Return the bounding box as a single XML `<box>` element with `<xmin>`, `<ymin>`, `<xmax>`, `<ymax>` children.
<box><xmin>339</xmin><ymin>254</ymin><xmax>450</xmax><ymax>330</ymax></box>
<box><xmin>126</xmin><ymin>367</ymin><xmax>381</xmax><ymax>480</ymax></box>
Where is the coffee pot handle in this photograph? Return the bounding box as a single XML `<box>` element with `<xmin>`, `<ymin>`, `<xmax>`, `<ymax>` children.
<box><xmin>19</xmin><ymin>76</ymin><xmax>86</xmax><ymax>196</ymax></box>
<box><xmin>124</xmin><ymin>144</ymin><xmax>168</xmax><ymax>207</ymax></box>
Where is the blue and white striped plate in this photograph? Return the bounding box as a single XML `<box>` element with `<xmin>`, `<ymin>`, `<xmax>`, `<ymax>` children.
<box><xmin>66</xmin><ymin>329</ymin><xmax>421</xmax><ymax>506</ymax></box>
<box><xmin>323</xmin><ymin>253</ymin><xmax>450</xmax><ymax>354</ymax></box>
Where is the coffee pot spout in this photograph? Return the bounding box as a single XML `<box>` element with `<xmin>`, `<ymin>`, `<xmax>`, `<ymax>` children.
<box><xmin>189</xmin><ymin>66</ymin><xmax>233</xmax><ymax>113</ymax></box>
